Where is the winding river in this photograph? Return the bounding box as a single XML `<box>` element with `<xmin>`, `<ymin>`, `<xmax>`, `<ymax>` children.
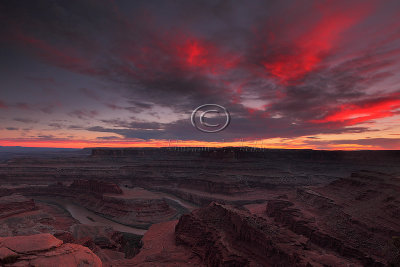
<box><xmin>38</xmin><ymin>198</ymin><xmax>147</xmax><ymax>235</ymax></box>
<box><xmin>35</xmin><ymin>188</ymin><xmax>197</xmax><ymax>236</ymax></box>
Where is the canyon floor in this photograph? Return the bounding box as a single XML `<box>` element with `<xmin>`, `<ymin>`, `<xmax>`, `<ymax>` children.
<box><xmin>0</xmin><ymin>147</ymin><xmax>399</xmax><ymax>266</ymax></box>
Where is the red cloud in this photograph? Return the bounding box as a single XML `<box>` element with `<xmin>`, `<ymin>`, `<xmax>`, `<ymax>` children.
<box><xmin>310</xmin><ymin>94</ymin><xmax>400</xmax><ymax>126</ymax></box>
<box><xmin>183</xmin><ymin>40</ymin><xmax>209</xmax><ymax>67</ymax></box>
<box><xmin>16</xmin><ymin>33</ymin><xmax>86</xmax><ymax>66</ymax></box>
<box><xmin>12</xmin><ymin>32</ymin><xmax>102</xmax><ymax>76</ymax></box>
<box><xmin>260</xmin><ymin>2</ymin><xmax>374</xmax><ymax>85</ymax></box>
<box><xmin>124</xmin><ymin>31</ymin><xmax>238</xmax><ymax>80</ymax></box>
<box><xmin>177</xmin><ymin>39</ymin><xmax>238</xmax><ymax>73</ymax></box>
<box><xmin>0</xmin><ymin>100</ymin><xmax>7</xmax><ymax>109</ymax></box>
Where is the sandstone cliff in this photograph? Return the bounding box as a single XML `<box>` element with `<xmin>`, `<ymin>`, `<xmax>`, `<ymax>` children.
<box><xmin>0</xmin><ymin>194</ymin><xmax>37</xmax><ymax>218</ymax></box>
<box><xmin>0</xmin><ymin>233</ymin><xmax>101</xmax><ymax>266</ymax></box>
<box><xmin>70</xmin><ymin>179</ymin><xmax>123</xmax><ymax>194</ymax></box>
<box><xmin>174</xmin><ymin>202</ymin><xmax>361</xmax><ymax>266</ymax></box>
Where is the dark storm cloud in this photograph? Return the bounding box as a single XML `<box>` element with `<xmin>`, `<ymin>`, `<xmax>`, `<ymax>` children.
<box><xmin>87</xmin><ymin>115</ymin><xmax>371</xmax><ymax>142</ymax></box>
<box><xmin>48</xmin><ymin>122</ymin><xmax>62</xmax><ymax>129</ymax></box>
<box><xmin>13</xmin><ymin>118</ymin><xmax>39</xmax><ymax>123</ymax></box>
<box><xmin>1</xmin><ymin>0</ymin><xmax>400</xmax><ymax>142</ymax></box>
<box><xmin>87</xmin><ymin>119</ymin><xmax>166</xmax><ymax>140</ymax></box>
<box><xmin>68</xmin><ymin>109</ymin><xmax>98</xmax><ymax>119</ymax></box>
<box><xmin>104</xmin><ymin>103</ymin><xmax>124</xmax><ymax>111</ymax></box>
<box><xmin>100</xmin><ymin>119</ymin><xmax>163</xmax><ymax>130</ymax></box>
<box><xmin>15</xmin><ymin>102</ymin><xmax>32</xmax><ymax>110</ymax></box>
<box><xmin>68</xmin><ymin>125</ymin><xmax>84</xmax><ymax>130</ymax></box>
<box><xmin>25</xmin><ymin>76</ymin><xmax>57</xmax><ymax>85</ymax></box>
<box><xmin>79</xmin><ymin>88</ymin><xmax>102</xmax><ymax>101</ymax></box>
<box><xmin>96</xmin><ymin>136</ymin><xmax>121</xmax><ymax>140</ymax></box>
<box><xmin>8</xmin><ymin>101</ymin><xmax>57</xmax><ymax>114</ymax></box>
<box><xmin>104</xmin><ymin>101</ymin><xmax>156</xmax><ymax>113</ymax></box>
<box><xmin>36</xmin><ymin>135</ymin><xmax>55</xmax><ymax>139</ymax></box>
<box><xmin>0</xmin><ymin>0</ymin><xmax>265</xmax><ymax>110</ymax></box>
<box><xmin>0</xmin><ymin>100</ymin><xmax>7</xmax><ymax>109</ymax></box>
<box><xmin>268</xmin><ymin>52</ymin><xmax>400</xmax><ymax>125</ymax></box>
<box><xmin>39</xmin><ymin>104</ymin><xmax>56</xmax><ymax>114</ymax></box>
<box><xmin>87</xmin><ymin>126</ymin><xmax>164</xmax><ymax>140</ymax></box>
<box><xmin>124</xmin><ymin>101</ymin><xmax>156</xmax><ymax>113</ymax></box>
<box><xmin>127</xmin><ymin>101</ymin><xmax>154</xmax><ymax>110</ymax></box>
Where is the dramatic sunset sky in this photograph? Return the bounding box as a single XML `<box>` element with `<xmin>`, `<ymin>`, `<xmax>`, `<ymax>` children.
<box><xmin>1</xmin><ymin>0</ymin><xmax>400</xmax><ymax>149</ymax></box>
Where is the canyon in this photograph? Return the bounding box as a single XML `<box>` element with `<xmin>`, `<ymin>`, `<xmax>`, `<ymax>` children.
<box><xmin>0</xmin><ymin>147</ymin><xmax>399</xmax><ymax>266</ymax></box>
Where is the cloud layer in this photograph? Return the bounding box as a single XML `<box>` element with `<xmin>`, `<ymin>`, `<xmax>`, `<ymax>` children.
<box><xmin>1</xmin><ymin>0</ymin><xmax>400</xmax><ymax>148</ymax></box>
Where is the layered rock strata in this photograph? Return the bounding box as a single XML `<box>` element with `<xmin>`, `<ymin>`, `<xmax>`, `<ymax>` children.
<box><xmin>0</xmin><ymin>233</ymin><xmax>102</xmax><ymax>266</ymax></box>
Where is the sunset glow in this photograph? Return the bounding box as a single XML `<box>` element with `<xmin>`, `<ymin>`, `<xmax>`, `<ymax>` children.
<box><xmin>1</xmin><ymin>0</ymin><xmax>400</xmax><ymax>150</ymax></box>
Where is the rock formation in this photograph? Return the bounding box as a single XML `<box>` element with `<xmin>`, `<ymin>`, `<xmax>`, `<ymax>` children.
<box><xmin>266</xmin><ymin>199</ymin><xmax>384</xmax><ymax>266</ymax></box>
<box><xmin>0</xmin><ymin>194</ymin><xmax>37</xmax><ymax>218</ymax></box>
<box><xmin>0</xmin><ymin>233</ymin><xmax>101</xmax><ymax>266</ymax></box>
<box><xmin>112</xmin><ymin>220</ymin><xmax>203</xmax><ymax>266</ymax></box>
<box><xmin>70</xmin><ymin>179</ymin><xmax>123</xmax><ymax>194</ymax></box>
<box><xmin>175</xmin><ymin>202</ymin><xmax>365</xmax><ymax>266</ymax></box>
<box><xmin>1</xmin><ymin>148</ymin><xmax>400</xmax><ymax>266</ymax></box>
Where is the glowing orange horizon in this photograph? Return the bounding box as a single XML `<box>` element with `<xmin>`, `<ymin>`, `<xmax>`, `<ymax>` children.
<box><xmin>0</xmin><ymin>138</ymin><xmax>395</xmax><ymax>151</ymax></box>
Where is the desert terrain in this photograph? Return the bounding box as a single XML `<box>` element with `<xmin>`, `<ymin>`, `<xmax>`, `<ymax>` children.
<box><xmin>0</xmin><ymin>147</ymin><xmax>399</xmax><ymax>266</ymax></box>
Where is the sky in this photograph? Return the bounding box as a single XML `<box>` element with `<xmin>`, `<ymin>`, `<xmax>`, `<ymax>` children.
<box><xmin>1</xmin><ymin>0</ymin><xmax>400</xmax><ymax>150</ymax></box>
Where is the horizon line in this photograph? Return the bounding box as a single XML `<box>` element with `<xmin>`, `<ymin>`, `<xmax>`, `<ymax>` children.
<box><xmin>1</xmin><ymin>145</ymin><xmax>400</xmax><ymax>152</ymax></box>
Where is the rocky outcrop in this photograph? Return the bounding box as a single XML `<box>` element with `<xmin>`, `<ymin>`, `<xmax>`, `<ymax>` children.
<box><xmin>296</xmin><ymin>188</ymin><xmax>340</xmax><ymax>210</ymax></box>
<box><xmin>70</xmin><ymin>179</ymin><xmax>123</xmax><ymax>194</ymax></box>
<box><xmin>299</xmin><ymin>171</ymin><xmax>400</xmax><ymax>261</ymax></box>
<box><xmin>112</xmin><ymin>220</ymin><xmax>204</xmax><ymax>266</ymax></box>
<box><xmin>200</xmin><ymin>148</ymin><xmax>240</xmax><ymax>160</ymax></box>
<box><xmin>69</xmin><ymin>224</ymin><xmax>142</xmax><ymax>262</ymax></box>
<box><xmin>94</xmin><ymin>196</ymin><xmax>176</xmax><ymax>226</ymax></box>
<box><xmin>174</xmin><ymin>201</ymin><xmax>389</xmax><ymax>266</ymax></box>
<box><xmin>92</xmin><ymin>148</ymin><xmax>146</xmax><ymax>157</ymax></box>
<box><xmin>0</xmin><ymin>233</ymin><xmax>101</xmax><ymax>266</ymax></box>
<box><xmin>110</xmin><ymin>231</ymin><xmax>142</xmax><ymax>259</ymax></box>
<box><xmin>266</xmin><ymin>199</ymin><xmax>384</xmax><ymax>266</ymax></box>
<box><xmin>1</xmin><ymin>149</ymin><xmax>400</xmax><ymax>266</ymax></box>
<box><xmin>177</xmin><ymin>178</ymin><xmax>250</xmax><ymax>194</ymax></box>
<box><xmin>175</xmin><ymin>202</ymin><xmax>328</xmax><ymax>266</ymax></box>
<box><xmin>0</xmin><ymin>194</ymin><xmax>37</xmax><ymax>218</ymax></box>
<box><xmin>14</xmin><ymin>183</ymin><xmax>177</xmax><ymax>228</ymax></box>
<box><xmin>0</xmin><ymin>201</ymin><xmax>79</xmax><ymax>237</ymax></box>
<box><xmin>156</xmin><ymin>187</ymin><xmax>225</xmax><ymax>206</ymax></box>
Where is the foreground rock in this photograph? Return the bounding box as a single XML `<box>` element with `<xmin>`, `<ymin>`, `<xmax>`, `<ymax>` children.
<box><xmin>111</xmin><ymin>220</ymin><xmax>203</xmax><ymax>266</ymax></box>
<box><xmin>70</xmin><ymin>224</ymin><xmax>142</xmax><ymax>262</ymax></box>
<box><xmin>0</xmin><ymin>201</ymin><xmax>79</xmax><ymax>237</ymax></box>
<box><xmin>0</xmin><ymin>233</ymin><xmax>101</xmax><ymax>266</ymax></box>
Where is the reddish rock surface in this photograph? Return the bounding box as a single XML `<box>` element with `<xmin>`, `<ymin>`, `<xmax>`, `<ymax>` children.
<box><xmin>1</xmin><ymin>149</ymin><xmax>400</xmax><ymax>266</ymax></box>
<box><xmin>1</xmin><ymin>233</ymin><xmax>62</xmax><ymax>253</ymax></box>
<box><xmin>175</xmin><ymin>202</ymin><xmax>374</xmax><ymax>266</ymax></box>
<box><xmin>266</xmin><ymin>199</ymin><xmax>384</xmax><ymax>266</ymax></box>
<box><xmin>0</xmin><ymin>233</ymin><xmax>101</xmax><ymax>266</ymax></box>
<box><xmin>0</xmin><ymin>201</ymin><xmax>79</xmax><ymax>237</ymax></box>
<box><xmin>93</xmin><ymin>196</ymin><xmax>177</xmax><ymax>226</ymax></box>
<box><xmin>70</xmin><ymin>179</ymin><xmax>123</xmax><ymax>194</ymax></box>
<box><xmin>292</xmin><ymin>170</ymin><xmax>400</xmax><ymax>266</ymax></box>
<box><xmin>112</xmin><ymin>220</ymin><xmax>203</xmax><ymax>266</ymax></box>
<box><xmin>0</xmin><ymin>194</ymin><xmax>37</xmax><ymax>218</ymax></box>
<box><xmin>10</xmin><ymin>183</ymin><xmax>179</xmax><ymax>228</ymax></box>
